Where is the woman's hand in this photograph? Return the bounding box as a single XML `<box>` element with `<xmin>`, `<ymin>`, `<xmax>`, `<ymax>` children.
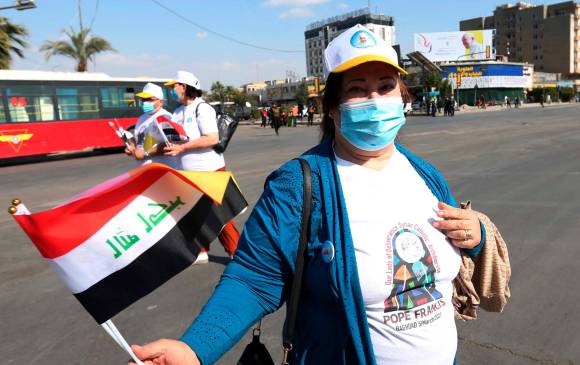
<box><xmin>164</xmin><ymin>144</ymin><xmax>185</xmax><ymax>156</ymax></box>
<box><xmin>128</xmin><ymin>339</ymin><xmax>199</xmax><ymax>365</ymax></box>
<box><xmin>431</xmin><ymin>202</ymin><xmax>481</xmax><ymax>249</ymax></box>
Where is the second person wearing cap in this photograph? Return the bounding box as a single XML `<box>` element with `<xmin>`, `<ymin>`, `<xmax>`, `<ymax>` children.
<box><xmin>127</xmin><ymin>82</ymin><xmax>179</xmax><ymax>168</ymax></box>
<box><xmin>164</xmin><ymin>71</ymin><xmax>240</xmax><ymax>264</ymax></box>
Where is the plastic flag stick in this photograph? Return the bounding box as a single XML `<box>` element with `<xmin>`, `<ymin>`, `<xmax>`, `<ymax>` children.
<box><xmin>103</xmin><ymin>320</ymin><xmax>144</xmax><ymax>365</ymax></box>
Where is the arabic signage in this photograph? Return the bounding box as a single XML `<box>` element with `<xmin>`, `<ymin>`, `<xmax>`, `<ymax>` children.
<box><xmin>107</xmin><ymin>196</ymin><xmax>185</xmax><ymax>259</ymax></box>
<box><xmin>414</xmin><ymin>30</ymin><xmax>495</xmax><ymax>62</ymax></box>
<box><xmin>441</xmin><ymin>64</ymin><xmax>528</xmax><ymax>89</ymax></box>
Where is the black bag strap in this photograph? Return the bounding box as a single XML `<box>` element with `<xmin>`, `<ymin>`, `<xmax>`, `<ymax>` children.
<box><xmin>281</xmin><ymin>158</ymin><xmax>312</xmax><ymax>364</ymax></box>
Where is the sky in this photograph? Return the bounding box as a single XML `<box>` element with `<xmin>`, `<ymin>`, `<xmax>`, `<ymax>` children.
<box><xmin>2</xmin><ymin>0</ymin><xmax>569</xmax><ymax>88</ymax></box>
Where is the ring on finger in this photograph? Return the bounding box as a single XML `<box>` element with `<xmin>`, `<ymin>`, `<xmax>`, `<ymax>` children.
<box><xmin>464</xmin><ymin>229</ymin><xmax>473</xmax><ymax>241</ymax></box>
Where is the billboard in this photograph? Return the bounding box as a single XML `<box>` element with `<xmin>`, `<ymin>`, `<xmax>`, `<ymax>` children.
<box><xmin>414</xmin><ymin>30</ymin><xmax>495</xmax><ymax>62</ymax></box>
<box><xmin>441</xmin><ymin>64</ymin><xmax>527</xmax><ymax>89</ymax></box>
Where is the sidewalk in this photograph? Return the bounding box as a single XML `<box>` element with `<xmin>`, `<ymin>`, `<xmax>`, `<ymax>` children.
<box><xmin>409</xmin><ymin>101</ymin><xmax>580</xmax><ymax>117</ymax></box>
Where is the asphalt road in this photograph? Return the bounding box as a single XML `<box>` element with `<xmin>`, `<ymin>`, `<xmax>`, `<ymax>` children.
<box><xmin>1</xmin><ymin>103</ymin><xmax>580</xmax><ymax>364</ymax></box>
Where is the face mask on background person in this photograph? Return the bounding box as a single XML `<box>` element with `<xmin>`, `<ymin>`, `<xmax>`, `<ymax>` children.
<box><xmin>338</xmin><ymin>96</ymin><xmax>406</xmax><ymax>151</ymax></box>
<box><xmin>141</xmin><ymin>101</ymin><xmax>155</xmax><ymax>114</ymax></box>
<box><xmin>170</xmin><ymin>89</ymin><xmax>180</xmax><ymax>102</ymax></box>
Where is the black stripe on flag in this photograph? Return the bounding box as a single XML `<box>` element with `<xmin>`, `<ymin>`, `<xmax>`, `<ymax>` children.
<box><xmin>74</xmin><ymin>178</ymin><xmax>247</xmax><ymax>324</ymax></box>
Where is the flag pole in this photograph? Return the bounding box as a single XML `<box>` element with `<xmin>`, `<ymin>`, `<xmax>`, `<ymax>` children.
<box><xmin>8</xmin><ymin>201</ymin><xmax>144</xmax><ymax>365</ymax></box>
<box><xmin>8</xmin><ymin>199</ymin><xmax>30</xmax><ymax>215</ymax></box>
<box><xmin>103</xmin><ymin>320</ymin><xmax>144</xmax><ymax>365</ymax></box>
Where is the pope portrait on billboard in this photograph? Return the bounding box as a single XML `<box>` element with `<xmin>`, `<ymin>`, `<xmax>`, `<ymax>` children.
<box><xmin>461</xmin><ymin>32</ymin><xmax>485</xmax><ymax>60</ymax></box>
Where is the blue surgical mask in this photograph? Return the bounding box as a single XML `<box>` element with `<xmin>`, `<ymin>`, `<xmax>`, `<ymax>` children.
<box><xmin>338</xmin><ymin>97</ymin><xmax>406</xmax><ymax>151</ymax></box>
<box><xmin>141</xmin><ymin>101</ymin><xmax>155</xmax><ymax>114</ymax></box>
<box><xmin>170</xmin><ymin>89</ymin><xmax>180</xmax><ymax>101</ymax></box>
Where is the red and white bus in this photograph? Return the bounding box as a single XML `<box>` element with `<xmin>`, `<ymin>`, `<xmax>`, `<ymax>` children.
<box><xmin>0</xmin><ymin>70</ymin><xmax>178</xmax><ymax>161</ymax></box>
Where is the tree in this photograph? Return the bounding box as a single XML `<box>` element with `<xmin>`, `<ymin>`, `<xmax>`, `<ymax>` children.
<box><xmin>295</xmin><ymin>81</ymin><xmax>308</xmax><ymax>105</ymax></box>
<box><xmin>209</xmin><ymin>81</ymin><xmax>227</xmax><ymax>103</ymax></box>
<box><xmin>0</xmin><ymin>16</ymin><xmax>28</xmax><ymax>69</ymax></box>
<box><xmin>40</xmin><ymin>26</ymin><xmax>115</xmax><ymax>72</ymax></box>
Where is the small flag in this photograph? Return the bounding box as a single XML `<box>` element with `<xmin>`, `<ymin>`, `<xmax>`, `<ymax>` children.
<box><xmin>10</xmin><ymin>164</ymin><xmax>247</xmax><ymax>324</ymax></box>
<box><xmin>107</xmin><ymin>119</ymin><xmax>132</xmax><ymax>148</ymax></box>
<box><xmin>155</xmin><ymin>115</ymin><xmax>188</xmax><ymax>144</ymax></box>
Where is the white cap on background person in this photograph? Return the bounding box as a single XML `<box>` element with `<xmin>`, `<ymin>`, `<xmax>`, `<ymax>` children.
<box><xmin>164</xmin><ymin>70</ymin><xmax>201</xmax><ymax>90</ymax></box>
<box><xmin>135</xmin><ymin>82</ymin><xmax>164</xmax><ymax>99</ymax></box>
<box><xmin>323</xmin><ymin>24</ymin><xmax>407</xmax><ymax>81</ymax></box>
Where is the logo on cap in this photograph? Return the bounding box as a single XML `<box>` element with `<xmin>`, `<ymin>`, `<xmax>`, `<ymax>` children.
<box><xmin>350</xmin><ymin>30</ymin><xmax>376</xmax><ymax>48</ymax></box>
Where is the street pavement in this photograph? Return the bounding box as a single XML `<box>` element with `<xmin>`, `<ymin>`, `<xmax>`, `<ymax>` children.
<box><xmin>1</xmin><ymin>103</ymin><xmax>580</xmax><ymax>364</ymax></box>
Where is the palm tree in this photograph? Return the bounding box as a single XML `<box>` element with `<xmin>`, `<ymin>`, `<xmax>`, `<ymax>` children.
<box><xmin>40</xmin><ymin>27</ymin><xmax>115</xmax><ymax>72</ymax></box>
<box><xmin>0</xmin><ymin>16</ymin><xmax>28</xmax><ymax>69</ymax></box>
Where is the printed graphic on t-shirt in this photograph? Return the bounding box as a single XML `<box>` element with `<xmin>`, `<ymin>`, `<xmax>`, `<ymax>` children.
<box><xmin>383</xmin><ymin>222</ymin><xmax>446</xmax><ymax>331</ymax></box>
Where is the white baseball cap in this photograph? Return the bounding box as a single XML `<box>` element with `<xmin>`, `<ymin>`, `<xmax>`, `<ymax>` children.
<box><xmin>164</xmin><ymin>70</ymin><xmax>201</xmax><ymax>90</ymax></box>
<box><xmin>136</xmin><ymin>82</ymin><xmax>164</xmax><ymax>100</ymax></box>
<box><xmin>323</xmin><ymin>24</ymin><xmax>406</xmax><ymax>81</ymax></box>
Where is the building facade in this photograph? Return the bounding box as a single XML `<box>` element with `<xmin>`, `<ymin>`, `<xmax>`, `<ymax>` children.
<box><xmin>304</xmin><ymin>8</ymin><xmax>395</xmax><ymax>78</ymax></box>
<box><xmin>460</xmin><ymin>1</ymin><xmax>580</xmax><ymax>76</ymax></box>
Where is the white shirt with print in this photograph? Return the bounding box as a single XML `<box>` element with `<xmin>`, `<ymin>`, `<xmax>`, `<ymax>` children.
<box><xmin>172</xmin><ymin>98</ymin><xmax>225</xmax><ymax>171</ymax></box>
<box><xmin>134</xmin><ymin>108</ymin><xmax>180</xmax><ymax>169</ymax></box>
<box><xmin>336</xmin><ymin>146</ymin><xmax>461</xmax><ymax>365</ymax></box>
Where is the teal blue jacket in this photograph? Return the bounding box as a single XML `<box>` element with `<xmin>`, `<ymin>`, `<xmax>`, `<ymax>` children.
<box><xmin>181</xmin><ymin>138</ymin><xmax>485</xmax><ymax>364</ymax></box>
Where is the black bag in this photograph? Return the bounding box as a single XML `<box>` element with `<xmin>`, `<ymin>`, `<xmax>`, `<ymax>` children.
<box><xmin>237</xmin><ymin>159</ymin><xmax>312</xmax><ymax>365</ymax></box>
<box><xmin>196</xmin><ymin>102</ymin><xmax>239</xmax><ymax>153</ymax></box>
<box><xmin>237</xmin><ymin>322</ymin><xmax>274</xmax><ymax>365</ymax></box>
<box><xmin>214</xmin><ymin>112</ymin><xmax>239</xmax><ymax>153</ymax></box>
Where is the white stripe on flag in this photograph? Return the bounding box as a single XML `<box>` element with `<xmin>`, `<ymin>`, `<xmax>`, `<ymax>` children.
<box><xmin>50</xmin><ymin>172</ymin><xmax>203</xmax><ymax>294</ymax></box>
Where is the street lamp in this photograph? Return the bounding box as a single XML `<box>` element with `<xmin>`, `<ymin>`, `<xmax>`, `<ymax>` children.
<box><xmin>0</xmin><ymin>0</ymin><xmax>36</xmax><ymax>11</ymax></box>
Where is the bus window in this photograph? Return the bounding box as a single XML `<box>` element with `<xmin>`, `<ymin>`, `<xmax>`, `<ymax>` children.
<box><xmin>56</xmin><ymin>87</ymin><xmax>99</xmax><ymax>120</ymax></box>
<box><xmin>101</xmin><ymin>87</ymin><xmax>136</xmax><ymax>108</ymax></box>
<box><xmin>0</xmin><ymin>93</ymin><xmax>7</xmax><ymax>123</ymax></box>
<box><xmin>5</xmin><ymin>86</ymin><xmax>55</xmax><ymax>122</ymax></box>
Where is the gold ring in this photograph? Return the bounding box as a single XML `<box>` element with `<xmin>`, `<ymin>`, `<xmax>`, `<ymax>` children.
<box><xmin>464</xmin><ymin>229</ymin><xmax>473</xmax><ymax>240</ymax></box>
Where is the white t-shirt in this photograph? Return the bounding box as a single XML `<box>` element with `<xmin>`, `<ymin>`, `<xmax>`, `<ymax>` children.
<box><xmin>134</xmin><ymin>108</ymin><xmax>180</xmax><ymax>169</ymax></box>
<box><xmin>336</xmin><ymin>147</ymin><xmax>461</xmax><ymax>365</ymax></box>
<box><xmin>172</xmin><ymin>98</ymin><xmax>225</xmax><ymax>171</ymax></box>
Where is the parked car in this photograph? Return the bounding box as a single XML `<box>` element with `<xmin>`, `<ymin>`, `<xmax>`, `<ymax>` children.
<box><xmin>411</xmin><ymin>100</ymin><xmax>423</xmax><ymax>112</ymax></box>
<box><xmin>403</xmin><ymin>102</ymin><xmax>413</xmax><ymax>116</ymax></box>
<box><xmin>209</xmin><ymin>101</ymin><xmax>252</xmax><ymax>121</ymax></box>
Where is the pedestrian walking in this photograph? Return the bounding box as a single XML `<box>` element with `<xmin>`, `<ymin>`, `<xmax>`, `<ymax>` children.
<box><xmin>291</xmin><ymin>104</ymin><xmax>299</xmax><ymax>127</ymax></box>
<box><xmin>163</xmin><ymin>71</ymin><xmax>241</xmax><ymax>264</ymax></box>
<box><xmin>260</xmin><ymin>108</ymin><xmax>268</xmax><ymax>127</ymax></box>
<box><xmin>131</xmin><ymin>25</ymin><xmax>510</xmax><ymax>364</ymax></box>
<box><xmin>125</xmin><ymin>83</ymin><xmax>179</xmax><ymax>169</ymax></box>
<box><xmin>506</xmin><ymin>97</ymin><xmax>512</xmax><ymax>108</ymax></box>
<box><xmin>271</xmin><ymin>103</ymin><xmax>281</xmax><ymax>135</ymax></box>
<box><xmin>514</xmin><ymin>96</ymin><xmax>520</xmax><ymax>108</ymax></box>
<box><xmin>307</xmin><ymin>104</ymin><xmax>315</xmax><ymax>126</ymax></box>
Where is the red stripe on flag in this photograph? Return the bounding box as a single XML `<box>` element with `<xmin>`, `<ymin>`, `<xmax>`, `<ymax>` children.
<box><xmin>156</xmin><ymin>115</ymin><xmax>187</xmax><ymax>137</ymax></box>
<box><xmin>12</xmin><ymin>164</ymin><xmax>204</xmax><ymax>259</ymax></box>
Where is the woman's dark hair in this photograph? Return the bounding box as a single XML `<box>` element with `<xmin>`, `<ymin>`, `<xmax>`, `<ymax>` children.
<box><xmin>320</xmin><ymin>71</ymin><xmax>411</xmax><ymax>140</ymax></box>
<box><xmin>180</xmin><ymin>83</ymin><xmax>203</xmax><ymax>99</ymax></box>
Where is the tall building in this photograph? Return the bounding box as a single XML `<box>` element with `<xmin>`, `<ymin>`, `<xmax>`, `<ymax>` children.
<box><xmin>460</xmin><ymin>1</ymin><xmax>580</xmax><ymax>76</ymax></box>
<box><xmin>304</xmin><ymin>8</ymin><xmax>395</xmax><ymax>78</ymax></box>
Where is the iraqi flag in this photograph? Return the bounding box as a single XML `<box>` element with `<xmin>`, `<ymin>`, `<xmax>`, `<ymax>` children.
<box><xmin>155</xmin><ymin>115</ymin><xmax>188</xmax><ymax>144</ymax></box>
<box><xmin>10</xmin><ymin>163</ymin><xmax>247</xmax><ymax>324</ymax></box>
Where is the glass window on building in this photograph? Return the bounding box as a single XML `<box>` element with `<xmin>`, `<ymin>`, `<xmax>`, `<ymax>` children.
<box><xmin>56</xmin><ymin>87</ymin><xmax>99</xmax><ymax>120</ymax></box>
<box><xmin>5</xmin><ymin>86</ymin><xmax>55</xmax><ymax>123</ymax></box>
